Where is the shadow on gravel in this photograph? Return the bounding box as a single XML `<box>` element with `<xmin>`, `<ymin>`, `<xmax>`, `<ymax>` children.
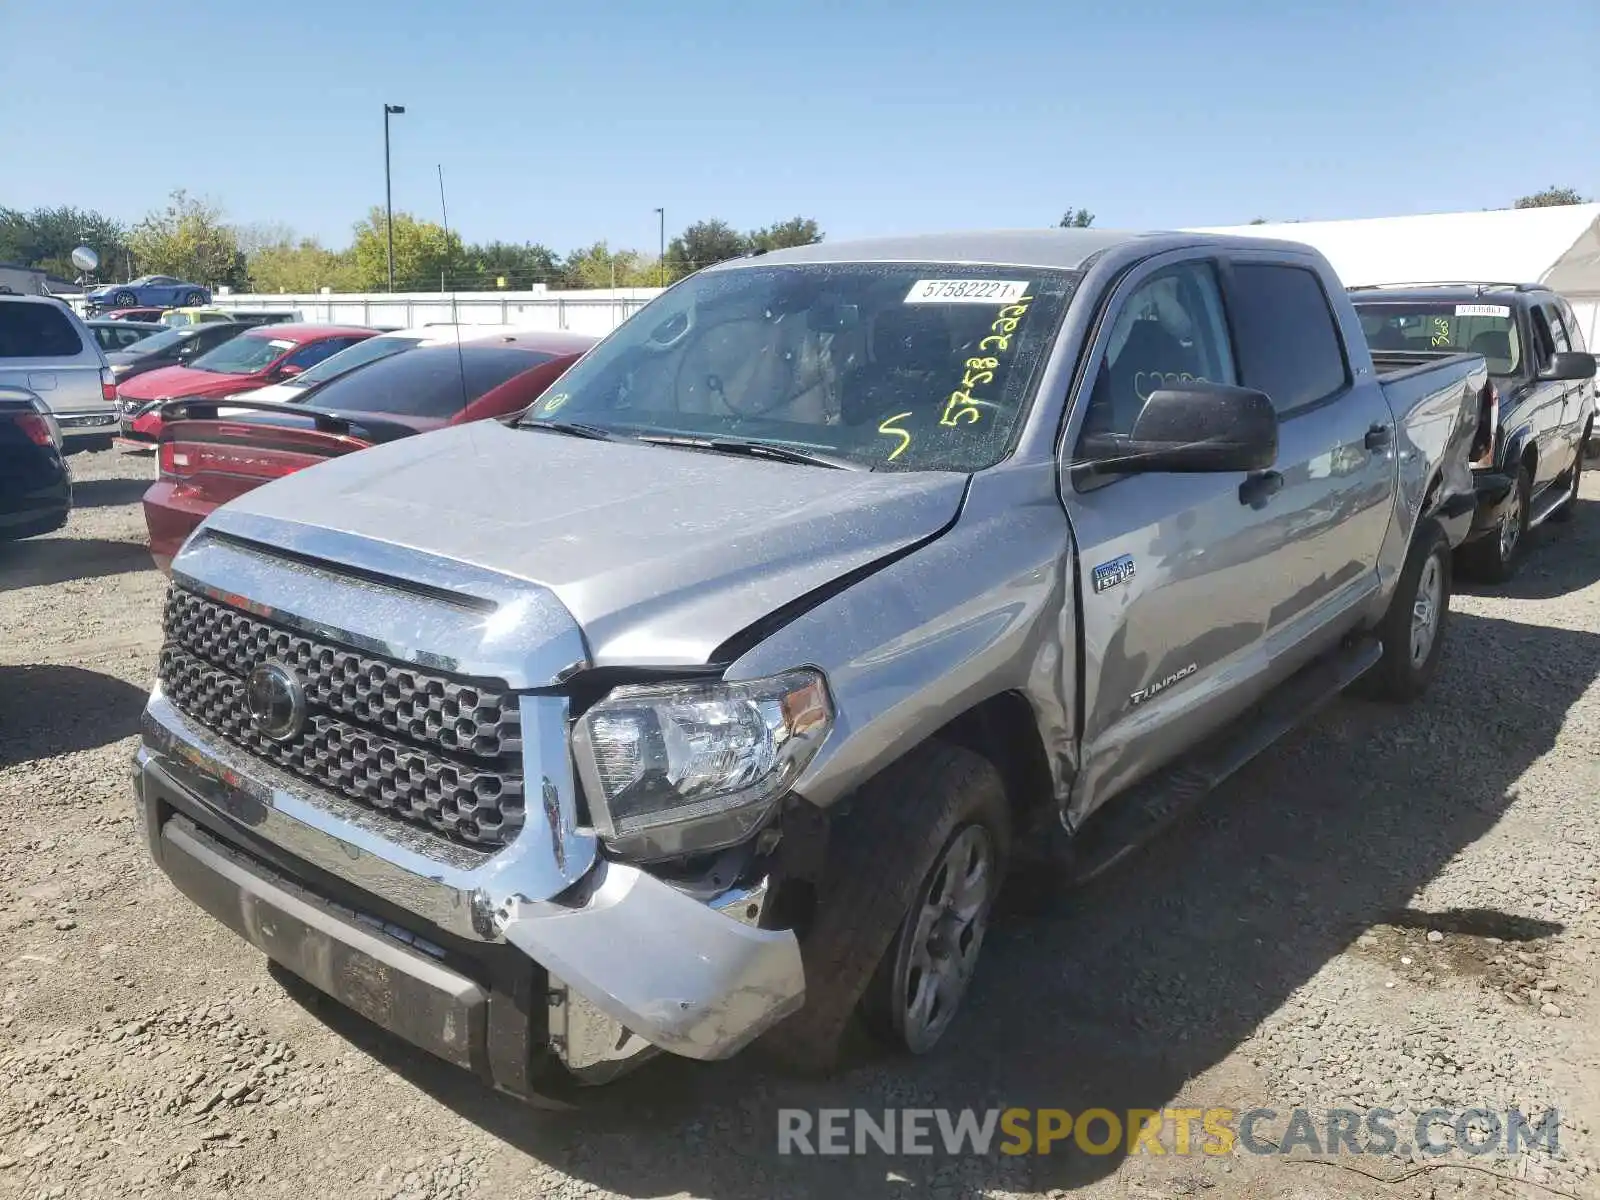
<box><xmin>70</xmin><ymin>476</ymin><xmax>154</xmax><ymax>509</ymax></box>
<box><xmin>1385</xmin><ymin>907</ymin><xmax>1562</xmax><ymax>943</ymax></box>
<box><xmin>0</xmin><ymin>664</ymin><xmax>147</xmax><ymax>764</ymax></box>
<box><xmin>0</xmin><ymin>536</ymin><xmax>152</xmax><ymax>591</ymax></box>
<box><xmin>275</xmin><ymin>609</ymin><xmax>1600</xmax><ymax>1199</ymax></box>
<box><xmin>1456</xmin><ymin>498</ymin><xmax>1600</xmax><ymax>600</ymax></box>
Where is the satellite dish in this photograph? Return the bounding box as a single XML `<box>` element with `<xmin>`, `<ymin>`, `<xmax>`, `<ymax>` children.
<box><xmin>70</xmin><ymin>246</ymin><xmax>99</xmax><ymax>273</ymax></box>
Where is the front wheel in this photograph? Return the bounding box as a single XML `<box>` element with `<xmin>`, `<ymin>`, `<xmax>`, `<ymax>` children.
<box><xmin>1460</xmin><ymin>463</ymin><xmax>1530</xmax><ymax>582</ymax></box>
<box><xmin>1360</xmin><ymin>519</ymin><xmax>1452</xmax><ymax>703</ymax></box>
<box><xmin>759</xmin><ymin>743</ymin><xmax>1011</xmax><ymax>1071</ymax></box>
<box><xmin>113</xmin><ymin>290</ymin><xmax>136</xmax><ymax>308</ymax></box>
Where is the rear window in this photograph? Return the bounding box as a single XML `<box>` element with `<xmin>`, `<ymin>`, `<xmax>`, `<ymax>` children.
<box><xmin>289</xmin><ymin>334</ymin><xmax>423</xmax><ymax>388</ymax></box>
<box><xmin>1229</xmin><ymin>264</ymin><xmax>1349</xmax><ymax>412</ymax></box>
<box><xmin>0</xmin><ymin>302</ymin><xmax>85</xmax><ymax>358</ymax></box>
<box><xmin>1354</xmin><ymin>301</ymin><xmax>1522</xmax><ymax>375</ymax></box>
<box><xmin>304</xmin><ymin>345</ymin><xmax>553</xmax><ymax>417</ymax></box>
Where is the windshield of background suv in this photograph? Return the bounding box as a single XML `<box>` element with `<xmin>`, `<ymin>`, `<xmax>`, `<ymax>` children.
<box><xmin>189</xmin><ymin>334</ymin><xmax>293</xmax><ymax>375</ymax></box>
<box><xmin>287</xmin><ymin>334</ymin><xmax>423</xmax><ymax>389</ymax></box>
<box><xmin>518</xmin><ymin>263</ymin><xmax>1079</xmax><ymax>471</ymax></box>
<box><xmin>123</xmin><ymin>328</ymin><xmax>189</xmax><ymax>355</ymax></box>
<box><xmin>1354</xmin><ymin>301</ymin><xmax>1523</xmax><ymax>375</ymax></box>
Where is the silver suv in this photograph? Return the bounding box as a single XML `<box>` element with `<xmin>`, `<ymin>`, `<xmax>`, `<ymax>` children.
<box><xmin>0</xmin><ymin>295</ymin><xmax>118</xmax><ymax>445</ymax></box>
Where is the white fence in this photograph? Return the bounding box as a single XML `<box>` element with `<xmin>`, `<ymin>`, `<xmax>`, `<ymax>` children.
<box><xmin>206</xmin><ymin>289</ymin><xmax>668</xmax><ymax>336</ymax></box>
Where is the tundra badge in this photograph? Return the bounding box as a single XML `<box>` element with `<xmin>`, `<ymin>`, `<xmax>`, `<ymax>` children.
<box><xmin>1131</xmin><ymin>663</ymin><xmax>1197</xmax><ymax>706</ymax></box>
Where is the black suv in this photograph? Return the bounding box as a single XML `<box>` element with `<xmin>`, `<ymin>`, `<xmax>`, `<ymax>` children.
<box><xmin>1351</xmin><ymin>282</ymin><xmax>1597</xmax><ymax>581</ymax></box>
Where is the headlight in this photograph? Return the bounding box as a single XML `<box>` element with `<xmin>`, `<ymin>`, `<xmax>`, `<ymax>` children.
<box><xmin>572</xmin><ymin>669</ymin><xmax>832</xmax><ymax>860</ymax></box>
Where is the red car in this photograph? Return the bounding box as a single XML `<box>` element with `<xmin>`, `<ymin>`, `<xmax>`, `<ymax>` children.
<box><xmin>115</xmin><ymin>323</ymin><xmax>377</xmax><ymax>450</ymax></box>
<box><xmin>100</xmin><ymin>307</ymin><xmax>168</xmax><ymax>322</ymax></box>
<box><xmin>143</xmin><ymin>330</ymin><xmax>595</xmax><ymax>572</ymax></box>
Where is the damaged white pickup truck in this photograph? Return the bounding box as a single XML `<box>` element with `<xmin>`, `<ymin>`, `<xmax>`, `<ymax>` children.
<box><xmin>134</xmin><ymin>229</ymin><xmax>1491</xmax><ymax>1102</ymax></box>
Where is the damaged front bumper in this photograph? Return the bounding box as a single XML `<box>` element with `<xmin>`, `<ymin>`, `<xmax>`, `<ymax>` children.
<box><xmin>135</xmin><ymin>692</ymin><xmax>805</xmax><ymax>1100</ymax></box>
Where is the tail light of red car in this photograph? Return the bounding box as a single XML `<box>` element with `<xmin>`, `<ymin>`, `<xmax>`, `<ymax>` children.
<box><xmin>1470</xmin><ymin>380</ymin><xmax>1499</xmax><ymax>469</ymax></box>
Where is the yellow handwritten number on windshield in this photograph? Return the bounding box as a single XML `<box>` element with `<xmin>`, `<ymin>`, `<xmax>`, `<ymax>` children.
<box><xmin>541</xmin><ymin>392</ymin><xmax>570</xmax><ymax>414</ymax></box>
<box><xmin>878</xmin><ymin>411</ymin><xmax>914</xmax><ymax>462</ymax></box>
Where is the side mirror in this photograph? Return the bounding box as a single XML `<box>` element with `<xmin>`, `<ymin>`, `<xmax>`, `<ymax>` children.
<box><xmin>1079</xmin><ymin>382</ymin><xmax>1279</xmax><ymax>475</ymax></box>
<box><xmin>1541</xmin><ymin>351</ymin><xmax>1596</xmax><ymax>382</ymax></box>
<box><xmin>277</xmin><ymin>363</ymin><xmax>304</xmax><ymax>378</ymax></box>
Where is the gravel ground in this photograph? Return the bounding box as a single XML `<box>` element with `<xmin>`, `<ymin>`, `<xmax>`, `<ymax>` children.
<box><xmin>2</xmin><ymin>446</ymin><xmax>1598</xmax><ymax>1200</ymax></box>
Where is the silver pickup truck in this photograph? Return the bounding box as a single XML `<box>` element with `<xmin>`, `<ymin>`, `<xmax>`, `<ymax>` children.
<box><xmin>133</xmin><ymin>230</ymin><xmax>1488</xmax><ymax>1102</ymax></box>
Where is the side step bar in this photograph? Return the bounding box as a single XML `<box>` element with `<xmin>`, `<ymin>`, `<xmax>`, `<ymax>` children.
<box><xmin>1065</xmin><ymin>635</ymin><xmax>1384</xmax><ymax>886</ymax></box>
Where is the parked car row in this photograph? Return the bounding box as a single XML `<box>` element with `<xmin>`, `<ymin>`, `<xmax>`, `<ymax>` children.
<box><xmin>124</xmin><ymin>228</ymin><xmax>1594</xmax><ymax>1110</ymax></box>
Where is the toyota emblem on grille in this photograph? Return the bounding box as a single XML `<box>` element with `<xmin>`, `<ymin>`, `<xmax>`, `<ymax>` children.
<box><xmin>245</xmin><ymin>663</ymin><xmax>307</xmax><ymax>741</ymax></box>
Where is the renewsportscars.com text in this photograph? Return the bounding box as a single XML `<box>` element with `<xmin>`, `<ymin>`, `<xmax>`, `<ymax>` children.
<box><xmin>777</xmin><ymin>1106</ymin><xmax>1560</xmax><ymax>1158</ymax></box>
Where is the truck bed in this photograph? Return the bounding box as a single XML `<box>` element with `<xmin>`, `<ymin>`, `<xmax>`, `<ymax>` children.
<box><xmin>1369</xmin><ymin>347</ymin><xmax>1479</xmax><ymax>382</ymax></box>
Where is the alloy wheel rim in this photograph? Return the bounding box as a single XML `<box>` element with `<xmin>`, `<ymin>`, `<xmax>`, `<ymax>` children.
<box><xmin>1410</xmin><ymin>553</ymin><xmax>1443</xmax><ymax>667</ymax></box>
<box><xmin>895</xmin><ymin>824</ymin><xmax>995</xmax><ymax>1053</ymax></box>
<box><xmin>1499</xmin><ymin>491</ymin><xmax>1523</xmax><ymax>560</ymax></box>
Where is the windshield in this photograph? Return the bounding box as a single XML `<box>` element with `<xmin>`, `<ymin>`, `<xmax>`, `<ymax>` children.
<box><xmin>288</xmin><ymin>334</ymin><xmax>422</xmax><ymax>388</ymax></box>
<box><xmin>517</xmin><ymin>263</ymin><xmax>1078</xmax><ymax>471</ymax></box>
<box><xmin>304</xmin><ymin>344</ymin><xmax>553</xmax><ymax>416</ymax></box>
<box><xmin>122</xmin><ymin>328</ymin><xmax>189</xmax><ymax>355</ymax></box>
<box><xmin>190</xmin><ymin>334</ymin><xmax>293</xmax><ymax>375</ymax></box>
<box><xmin>1355</xmin><ymin>301</ymin><xmax>1523</xmax><ymax>375</ymax></box>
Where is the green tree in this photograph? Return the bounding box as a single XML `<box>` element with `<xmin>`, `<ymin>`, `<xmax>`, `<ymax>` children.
<box><xmin>746</xmin><ymin>216</ymin><xmax>823</xmax><ymax>252</ymax></box>
<box><xmin>1058</xmin><ymin>208</ymin><xmax>1095</xmax><ymax>228</ymax></box>
<box><xmin>348</xmin><ymin>208</ymin><xmax>464</xmax><ymax>291</ymax></box>
<box><xmin>560</xmin><ymin>241</ymin><xmax>659</xmax><ymax>289</ymax></box>
<box><xmin>664</xmin><ymin>218</ymin><xmax>747</xmax><ymax>276</ymax></box>
<box><xmin>128</xmin><ymin>190</ymin><xmax>245</xmax><ymax>288</ymax></box>
<box><xmin>0</xmin><ymin>205</ymin><xmax>132</xmax><ymax>283</ymax></box>
<box><xmin>464</xmin><ymin>240</ymin><xmax>564</xmax><ymax>288</ymax></box>
<box><xmin>247</xmin><ymin>237</ymin><xmax>357</xmax><ymax>293</ymax></box>
<box><xmin>1514</xmin><ymin>186</ymin><xmax>1589</xmax><ymax>209</ymax></box>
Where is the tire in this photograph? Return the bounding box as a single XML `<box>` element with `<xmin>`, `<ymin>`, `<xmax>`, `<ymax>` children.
<box><xmin>1360</xmin><ymin>518</ymin><xmax>1451</xmax><ymax>703</ymax></box>
<box><xmin>1548</xmin><ymin>426</ymin><xmax>1588</xmax><ymax>525</ymax></box>
<box><xmin>185</xmin><ymin>291</ymin><xmax>206</xmax><ymax>307</ymax></box>
<box><xmin>758</xmin><ymin>743</ymin><xmax>1011</xmax><ymax>1072</ymax></box>
<box><xmin>1460</xmin><ymin>462</ymin><xmax>1530</xmax><ymax>583</ymax></box>
<box><xmin>114</xmin><ymin>290</ymin><xmax>136</xmax><ymax>308</ymax></box>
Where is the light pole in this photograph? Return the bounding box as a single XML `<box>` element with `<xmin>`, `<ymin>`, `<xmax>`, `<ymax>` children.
<box><xmin>654</xmin><ymin>207</ymin><xmax>665</xmax><ymax>287</ymax></box>
<box><xmin>384</xmin><ymin>103</ymin><xmax>406</xmax><ymax>292</ymax></box>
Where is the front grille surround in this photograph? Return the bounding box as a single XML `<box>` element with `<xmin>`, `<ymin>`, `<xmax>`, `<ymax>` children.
<box><xmin>158</xmin><ymin>586</ymin><xmax>525</xmax><ymax>847</ymax></box>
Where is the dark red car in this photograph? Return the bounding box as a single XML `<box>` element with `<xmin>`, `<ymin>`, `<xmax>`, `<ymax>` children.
<box><xmin>143</xmin><ymin>330</ymin><xmax>595</xmax><ymax>572</ymax></box>
<box><xmin>115</xmin><ymin>323</ymin><xmax>378</xmax><ymax>450</ymax></box>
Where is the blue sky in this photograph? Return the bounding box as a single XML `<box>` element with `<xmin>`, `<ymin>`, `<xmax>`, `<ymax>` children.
<box><xmin>4</xmin><ymin>0</ymin><xmax>1596</xmax><ymax>255</ymax></box>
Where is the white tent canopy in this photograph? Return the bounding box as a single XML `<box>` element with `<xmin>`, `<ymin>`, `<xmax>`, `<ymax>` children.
<box><xmin>1192</xmin><ymin>204</ymin><xmax>1600</xmax><ymax>348</ymax></box>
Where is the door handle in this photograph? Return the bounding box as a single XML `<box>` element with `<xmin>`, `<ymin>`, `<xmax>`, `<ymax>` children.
<box><xmin>1364</xmin><ymin>422</ymin><xmax>1393</xmax><ymax>451</ymax></box>
<box><xmin>1239</xmin><ymin>470</ymin><xmax>1284</xmax><ymax>508</ymax></box>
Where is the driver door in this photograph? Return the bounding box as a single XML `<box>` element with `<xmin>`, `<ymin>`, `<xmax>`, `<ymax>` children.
<box><xmin>1061</xmin><ymin>252</ymin><xmax>1286</xmax><ymax>822</ymax></box>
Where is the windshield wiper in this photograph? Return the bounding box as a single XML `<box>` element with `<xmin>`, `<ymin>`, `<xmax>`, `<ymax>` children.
<box><xmin>516</xmin><ymin>419</ymin><xmax>619</xmax><ymax>441</ymax></box>
<box><xmin>635</xmin><ymin>434</ymin><xmax>856</xmax><ymax>470</ymax></box>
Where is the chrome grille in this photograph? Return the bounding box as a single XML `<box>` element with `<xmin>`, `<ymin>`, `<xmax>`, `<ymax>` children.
<box><xmin>158</xmin><ymin>586</ymin><xmax>524</xmax><ymax>846</ymax></box>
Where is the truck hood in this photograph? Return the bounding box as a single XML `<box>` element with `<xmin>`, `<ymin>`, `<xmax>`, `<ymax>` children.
<box><xmin>206</xmin><ymin>420</ymin><xmax>968</xmax><ymax>668</ymax></box>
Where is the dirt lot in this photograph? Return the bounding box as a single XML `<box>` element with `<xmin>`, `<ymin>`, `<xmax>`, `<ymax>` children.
<box><xmin>2</xmin><ymin>446</ymin><xmax>1599</xmax><ymax>1200</ymax></box>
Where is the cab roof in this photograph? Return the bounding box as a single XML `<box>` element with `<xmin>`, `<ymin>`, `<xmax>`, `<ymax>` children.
<box><xmin>717</xmin><ymin>228</ymin><xmax>1326</xmax><ymax>272</ymax></box>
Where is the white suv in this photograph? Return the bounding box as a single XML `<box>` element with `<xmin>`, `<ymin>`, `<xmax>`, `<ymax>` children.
<box><xmin>0</xmin><ymin>295</ymin><xmax>117</xmax><ymax>447</ymax></box>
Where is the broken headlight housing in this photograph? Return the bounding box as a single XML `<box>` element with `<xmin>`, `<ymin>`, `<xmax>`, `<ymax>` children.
<box><xmin>571</xmin><ymin>669</ymin><xmax>832</xmax><ymax>860</ymax></box>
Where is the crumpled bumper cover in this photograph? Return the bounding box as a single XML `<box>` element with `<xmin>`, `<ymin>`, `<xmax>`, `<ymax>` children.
<box><xmin>135</xmin><ymin>734</ymin><xmax>805</xmax><ymax>1085</ymax></box>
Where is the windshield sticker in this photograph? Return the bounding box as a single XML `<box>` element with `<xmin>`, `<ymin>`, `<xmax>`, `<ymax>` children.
<box><xmin>267</xmin><ymin>340</ymin><xmax>295</xmax><ymax>351</ymax></box>
<box><xmin>905</xmin><ymin>279</ymin><xmax>1030</xmax><ymax>305</ymax></box>
<box><xmin>1455</xmin><ymin>304</ymin><xmax>1510</xmax><ymax>318</ymax></box>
